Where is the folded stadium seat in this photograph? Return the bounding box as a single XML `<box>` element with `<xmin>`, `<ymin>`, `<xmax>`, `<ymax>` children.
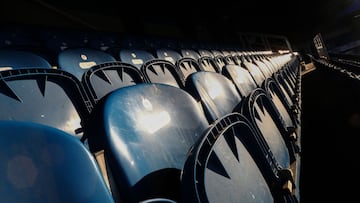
<box><xmin>249</xmin><ymin>55</ymin><xmax>275</xmax><ymax>79</ymax></box>
<box><xmin>175</xmin><ymin>57</ymin><xmax>203</xmax><ymax>82</ymax></box>
<box><xmin>84</xmin><ymin>83</ymin><xmax>211</xmax><ymax>202</ymax></box>
<box><xmin>155</xmin><ymin>49</ymin><xmax>182</xmax><ymax>65</ymax></box>
<box><xmin>0</xmin><ymin>50</ymin><xmax>52</xmax><ymax>71</ymax></box>
<box><xmin>240</xmin><ymin>88</ymin><xmax>301</xmax><ymax>200</ymax></box>
<box><xmin>222</xmin><ymin>64</ymin><xmax>258</xmax><ymax>98</ymax></box>
<box><xmin>273</xmin><ymin>72</ymin><xmax>301</xmax><ymax>117</ymax></box>
<box><xmin>210</xmin><ymin>50</ymin><xmax>223</xmax><ymax>57</ymax></box>
<box><xmin>223</xmin><ymin>52</ymin><xmax>237</xmax><ymax>65</ymax></box>
<box><xmin>274</xmin><ymin>71</ymin><xmax>301</xmax><ymax>109</ymax></box>
<box><xmin>225</xmin><ymin>54</ymin><xmax>237</xmax><ymax>65</ymax></box>
<box><xmin>262</xmin><ymin>78</ymin><xmax>302</xmax><ymax>151</ymax></box>
<box><xmin>181</xmin><ymin>113</ymin><xmax>299</xmax><ymax>203</ymax></box>
<box><xmin>185</xmin><ymin>71</ymin><xmax>242</xmax><ymax>124</ymax></box>
<box><xmin>141</xmin><ymin>58</ymin><xmax>185</xmax><ymax>88</ymax></box>
<box><xmin>82</xmin><ymin>61</ymin><xmax>146</xmax><ymax>105</ymax></box>
<box><xmin>197</xmin><ymin>49</ymin><xmax>214</xmax><ymax>57</ymax></box>
<box><xmin>263</xmin><ymin>76</ymin><xmax>300</xmax><ymax>122</ymax></box>
<box><xmin>240</xmin><ymin>55</ymin><xmax>267</xmax><ymax>87</ymax></box>
<box><xmin>156</xmin><ymin>48</ymin><xmax>202</xmax><ymax>82</ymax></box>
<box><xmin>57</xmin><ymin>48</ymin><xmax>117</xmax><ymax>81</ymax></box>
<box><xmin>0</xmin><ymin>68</ymin><xmax>91</xmax><ymax>141</ymax></box>
<box><xmin>211</xmin><ymin>51</ymin><xmax>227</xmax><ymax>72</ymax></box>
<box><xmin>119</xmin><ymin>49</ymin><xmax>185</xmax><ymax>87</ymax></box>
<box><xmin>185</xmin><ymin>71</ymin><xmax>300</xmax><ymax>200</ymax></box>
<box><xmin>233</xmin><ymin>51</ymin><xmax>246</xmax><ymax>66</ymax></box>
<box><xmin>185</xmin><ymin>70</ymin><xmax>298</xmax><ymax>156</ymax></box>
<box><xmin>281</xmin><ymin>59</ymin><xmax>301</xmax><ymax>95</ymax></box>
<box><xmin>222</xmin><ymin>63</ymin><xmax>301</xmax><ymax>147</ymax></box>
<box><xmin>118</xmin><ymin>49</ymin><xmax>156</xmax><ymax>70</ymax></box>
<box><xmin>279</xmin><ymin>56</ymin><xmax>302</xmax><ymax>113</ymax></box>
<box><xmin>0</xmin><ymin>120</ymin><xmax>114</xmax><ymax>203</ymax></box>
<box><xmin>240</xmin><ymin>52</ymin><xmax>301</xmax><ymax>128</ymax></box>
<box><xmin>253</xmin><ymin>53</ymin><xmax>273</xmax><ymax>68</ymax></box>
<box><xmin>249</xmin><ymin>53</ymin><xmax>301</xmax><ymax>112</ymax></box>
<box><xmin>283</xmin><ymin>65</ymin><xmax>298</xmax><ymax>91</ymax></box>
<box><xmin>180</xmin><ymin>49</ymin><xmax>201</xmax><ymax>60</ymax></box>
<box><xmin>197</xmin><ymin>55</ymin><xmax>220</xmax><ymax>73</ymax></box>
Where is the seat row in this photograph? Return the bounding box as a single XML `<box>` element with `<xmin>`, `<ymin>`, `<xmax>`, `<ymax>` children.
<box><xmin>0</xmin><ymin>46</ymin><xmax>302</xmax><ymax>202</ymax></box>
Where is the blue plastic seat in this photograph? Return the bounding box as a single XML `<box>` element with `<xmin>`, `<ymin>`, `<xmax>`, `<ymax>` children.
<box><xmin>155</xmin><ymin>48</ymin><xmax>202</xmax><ymax>83</ymax></box>
<box><xmin>242</xmin><ymin>57</ymin><xmax>267</xmax><ymax>87</ymax></box>
<box><xmin>0</xmin><ymin>120</ymin><xmax>114</xmax><ymax>203</ymax></box>
<box><xmin>222</xmin><ymin>64</ymin><xmax>258</xmax><ymax>98</ymax></box>
<box><xmin>223</xmin><ymin>64</ymin><xmax>301</xmax><ymax>146</ymax></box>
<box><xmin>175</xmin><ymin>57</ymin><xmax>203</xmax><ymax>82</ymax></box>
<box><xmin>249</xmin><ymin>55</ymin><xmax>274</xmax><ymax>79</ymax></box>
<box><xmin>213</xmin><ymin>54</ymin><xmax>227</xmax><ymax>72</ymax></box>
<box><xmin>263</xmin><ymin>77</ymin><xmax>300</xmax><ymax>127</ymax></box>
<box><xmin>185</xmin><ymin>71</ymin><xmax>242</xmax><ymax>123</ymax></box>
<box><xmin>240</xmin><ymin>88</ymin><xmax>301</xmax><ymax>199</ymax></box>
<box><xmin>57</xmin><ymin>48</ymin><xmax>117</xmax><ymax>80</ymax></box>
<box><xmin>181</xmin><ymin>113</ymin><xmax>298</xmax><ymax>203</ymax></box>
<box><xmin>0</xmin><ymin>50</ymin><xmax>52</xmax><ymax>71</ymax></box>
<box><xmin>197</xmin><ymin>49</ymin><xmax>214</xmax><ymax>57</ymax></box>
<box><xmin>155</xmin><ymin>49</ymin><xmax>182</xmax><ymax>65</ymax></box>
<box><xmin>0</xmin><ymin>68</ymin><xmax>91</xmax><ymax>140</ymax></box>
<box><xmin>184</xmin><ymin>71</ymin><xmax>300</xmax><ymax>200</ymax></box>
<box><xmin>273</xmin><ymin>72</ymin><xmax>301</xmax><ymax>113</ymax></box>
<box><xmin>180</xmin><ymin>49</ymin><xmax>201</xmax><ymax>60</ymax></box>
<box><xmin>119</xmin><ymin>49</ymin><xmax>155</xmax><ymax>70</ymax></box>
<box><xmin>84</xmin><ymin>83</ymin><xmax>210</xmax><ymax>202</ymax></box>
<box><xmin>198</xmin><ymin>55</ymin><xmax>220</xmax><ymax>73</ymax></box>
<box><xmin>141</xmin><ymin>59</ymin><xmax>185</xmax><ymax>88</ymax></box>
<box><xmin>82</xmin><ymin>61</ymin><xmax>145</xmax><ymax>105</ymax></box>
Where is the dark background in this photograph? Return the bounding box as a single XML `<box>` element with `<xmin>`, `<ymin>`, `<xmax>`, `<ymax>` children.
<box><xmin>1</xmin><ymin>0</ymin><xmax>360</xmax><ymax>54</ymax></box>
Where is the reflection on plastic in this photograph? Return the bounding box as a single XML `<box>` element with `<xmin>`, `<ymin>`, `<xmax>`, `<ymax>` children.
<box><xmin>206</xmin><ymin>78</ymin><xmax>222</xmax><ymax>100</ymax></box>
<box><xmin>139</xmin><ymin>111</ymin><xmax>171</xmax><ymax>134</ymax></box>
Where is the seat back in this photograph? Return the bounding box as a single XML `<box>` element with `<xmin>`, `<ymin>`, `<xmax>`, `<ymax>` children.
<box><xmin>198</xmin><ymin>56</ymin><xmax>220</xmax><ymax>73</ymax></box>
<box><xmin>197</xmin><ymin>49</ymin><xmax>214</xmax><ymax>57</ymax></box>
<box><xmin>242</xmin><ymin>89</ymin><xmax>291</xmax><ymax>165</ymax></box>
<box><xmin>0</xmin><ymin>68</ymin><xmax>91</xmax><ymax>140</ymax></box>
<box><xmin>0</xmin><ymin>120</ymin><xmax>114</xmax><ymax>203</ymax></box>
<box><xmin>222</xmin><ymin>64</ymin><xmax>258</xmax><ymax>98</ymax></box>
<box><xmin>0</xmin><ymin>50</ymin><xmax>52</xmax><ymax>71</ymax></box>
<box><xmin>119</xmin><ymin>49</ymin><xmax>155</xmax><ymax>70</ymax></box>
<box><xmin>82</xmin><ymin>61</ymin><xmax>145</xmax><ymax>105</ymax></box>
<box><xmin>85</xmin><ymin>83</ymin><xmax>210</xmax><ymax>202</ymax></box>
<box><xmin>141</xmin><ymin>59</ymin><xmax>185</xmax><ymax>88</ymax></box>
<box><xmin>241</xmin><ymin>88</ymin><xmax>301</xmax><ymax>200</ymax></box>
<box><xmin>213</xmin><ymin>55</ymin><xmax>227</xmax><ymax>72</ymax></box>
<box><xmin>181</xmin><ymin>113</ymin><xmax>276</xmax><ymax>203</ymax></box>
<box><xmin>243</xmin><ymin>60</ymin><xmax>266</xmax><ymax>87</ymax></box>
<box><xmin>156</xmin><ymin>49</ymin><xmax>182</xmax><ymax>65</ymax></box>
<box><xmin>241</xmin><ymin>88</ymin><xmax>295</xmax><ymax>169</ymax></box>
<box><xmin>185</xmin><ymin>71</ymin><xmax>241</xmax><ymax>123</ymax></box>
<box><xmin>57</xmin><ymin>48</ymin><xmax>117</xmax><ymax>80</ymax></box>
<box><xmin>263</xmin><ymin>77</ymin><xmax>299</xmax><ymax>128</ymax></box>
<box><xmin>175</xmin><ymin>57</ymin><xmax>202</xmax><ymax>81</ymax></box>
<box><xmin>180</xmin><ymin>49</ymin><xmax>200</xmax><ymax>60</ymax></box>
